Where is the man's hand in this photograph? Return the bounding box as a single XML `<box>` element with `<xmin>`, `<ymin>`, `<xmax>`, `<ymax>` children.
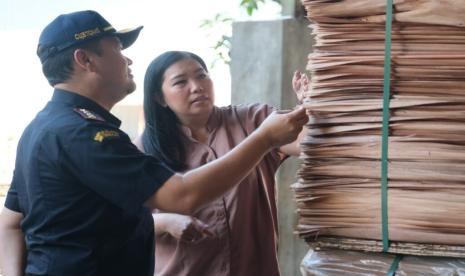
<box><xmin>155</xmin><ymin>213</ymin><xmax>213</xmax><ymax>244</ymax></box>
<box><xmin>258</xmin><ymin>107</ymin><xmax>309</xmax><ymax>148</ymax></box>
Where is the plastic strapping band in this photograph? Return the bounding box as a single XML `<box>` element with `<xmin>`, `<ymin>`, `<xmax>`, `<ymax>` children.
<box><xmin>381</xmin><ymin>0</ymin><xmax>394</xmax><ymax>252</ymax></box>
<box><xmin>387</xmin><ymin>255</ymin><xmax>403</xmax><ymax>276</ymax></box>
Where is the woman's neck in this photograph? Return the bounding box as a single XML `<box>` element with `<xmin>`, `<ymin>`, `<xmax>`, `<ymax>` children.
<box><xmin>180</xmin><ymin>114</ymin><xmax>211</xmax><ymax>144</ymax></box>
<box><xmin>190</xmin><ymin>127</ymin><xmax>209</xmax><ymax>144</ymax></box>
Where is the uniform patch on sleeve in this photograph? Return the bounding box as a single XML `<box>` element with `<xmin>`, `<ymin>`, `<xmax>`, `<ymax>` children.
<box><xmin>94</xmin><ymin>130</ymin><xmax>120</xmax><ymax>142</ymax></box>
<box><xmin>73</xmin><ymin>108</ymin><xmax>105</xmax><ymax>121</ymax></box>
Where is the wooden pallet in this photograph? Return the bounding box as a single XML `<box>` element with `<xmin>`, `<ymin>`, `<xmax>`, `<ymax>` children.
<box><xmin>306</xmin><ymin>236</ymin><xmax>465</xmax><ymax>258</ymax></box>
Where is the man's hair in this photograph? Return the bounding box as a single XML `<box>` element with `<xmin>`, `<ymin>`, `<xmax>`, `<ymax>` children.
<box><xmin>39</xmin><ymin>39</ymin><xmax>104</xmax><ymax>86</ymax></box>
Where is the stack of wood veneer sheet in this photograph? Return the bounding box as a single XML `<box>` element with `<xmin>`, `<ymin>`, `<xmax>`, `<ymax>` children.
<box><xmin>294</xmin><ymin>0</ymin><xmax>465</xmax><ymax>257</ymax></box>
<box><xmin>300</xmin><ymin>248</ymin><xmax>465</xmax><ymax>276</ymax></box>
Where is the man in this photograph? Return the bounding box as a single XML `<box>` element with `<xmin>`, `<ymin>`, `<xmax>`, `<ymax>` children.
<box><xmin>0</xmin><ymin>10</ymin><xmax>308</xmax><ymax>276</ymax></box>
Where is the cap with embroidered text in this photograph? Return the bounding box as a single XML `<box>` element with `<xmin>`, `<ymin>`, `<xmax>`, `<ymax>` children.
<box><xmin>37</xmin><ymin>10</ymin><xmax>143</xmax><ymax>63</ymax></box>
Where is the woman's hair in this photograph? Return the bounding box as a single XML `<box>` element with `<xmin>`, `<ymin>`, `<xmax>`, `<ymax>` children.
<box><xmin>142</xmin><ymin>51</ymin><xmax>208</xmax><ymax>171</ymax></box>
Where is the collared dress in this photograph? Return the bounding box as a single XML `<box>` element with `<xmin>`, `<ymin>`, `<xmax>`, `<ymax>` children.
<box><xmin>4</xmin><ymin>89</ymin><xmax>174</xmax><ymax>276</ymax></box>
<box><xmin>154</xmin><ymin>103</ymin><xmax>287</xmax><ymax>276</ymax></box>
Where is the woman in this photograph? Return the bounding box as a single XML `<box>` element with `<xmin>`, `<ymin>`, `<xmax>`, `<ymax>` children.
<box><xmin>135</xmin><ymin>51</ymin><xmax>308</xmax><ymax>276</ymax></box>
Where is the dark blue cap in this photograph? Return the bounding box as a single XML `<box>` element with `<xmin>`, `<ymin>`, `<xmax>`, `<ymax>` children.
<box><xmin>37</xmin><ymin>10</ymin><xmax>143</xmax><ymax>63</ymax></box>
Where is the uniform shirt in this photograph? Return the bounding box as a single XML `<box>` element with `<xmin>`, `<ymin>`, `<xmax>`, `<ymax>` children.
<box><xmin>154</xmin><ymin>104</ymin><xmax>287</xmax><ymax>276</ymax></box>
<box><xmin>5</xmin><ymin>89</ymin><xmax>174</xmax><ymax>276</ymax></box>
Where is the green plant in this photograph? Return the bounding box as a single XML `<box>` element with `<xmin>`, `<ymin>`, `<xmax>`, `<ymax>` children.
<box><xmin>200</xmin><ymin>0</ymin><xmax>282</xmax><ymax>67</ymax></box>
<box><xmin>241</xmin><ymin>0</ymin><xmax>282</xmax><ymax>15</ymax></box>
<box><xmin>241</xmin><ymin>0</ymin><xmax>265</xmax><ymax>15</ymax></box>
<box><xmin>199</xmin><ymin>14</ymin><xmax>233</xmax><ymax>66</ymax></box>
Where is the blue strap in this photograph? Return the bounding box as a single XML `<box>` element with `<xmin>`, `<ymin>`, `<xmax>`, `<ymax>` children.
<box><xmin>381</xmin><ymin>0</ymin><xmax>394</xmax><ymax>252</ymax></box>
<box><xmin>387</xmin><ymin>255</ymin><xmax>403</xmax><ymax>276</ymax></box>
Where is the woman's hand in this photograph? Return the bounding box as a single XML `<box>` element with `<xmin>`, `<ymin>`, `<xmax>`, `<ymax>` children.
<box><xmin>292</xmin><ymin>70</ymin><xmax>310</xmax><ymax>104</ymax></box>
<box><xmin>154</xmin><ymin>213</ymin><xmax>213</xmax><ymax>243</ymax></box>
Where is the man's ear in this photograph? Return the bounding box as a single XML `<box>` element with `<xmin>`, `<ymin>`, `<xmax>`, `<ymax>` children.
<box><xmin>73</xmin><ymin>49</ymin><xmax>92</xmax><ymax>71</ymax></box>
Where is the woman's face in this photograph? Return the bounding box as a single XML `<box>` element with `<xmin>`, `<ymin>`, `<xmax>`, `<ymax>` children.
<box><xmin>161</xmin><ymin>58</ymin><xmax>214</xmax><ymax>121</ymax></box>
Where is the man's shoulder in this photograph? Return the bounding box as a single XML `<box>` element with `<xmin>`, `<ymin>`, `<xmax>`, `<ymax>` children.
<box><xmin>32</xmin><ymin>105</ymin><xmax>116</xmax><ymax>144</ymax></box>
<box><xmin>72</xmin><ymin>108</ymin><xmax>105</xmax><ymax>122</ymax></box>
<box><xmin>45</xmin><ymin>105</ymin><xmax>109</xmax><ymax>129</ymax></box>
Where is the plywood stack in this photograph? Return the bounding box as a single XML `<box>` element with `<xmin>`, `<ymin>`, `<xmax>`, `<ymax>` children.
<box><xmin>294</xmin><ymin>0</ymin><xmax>465</xmax><ymax>258</ymax></box>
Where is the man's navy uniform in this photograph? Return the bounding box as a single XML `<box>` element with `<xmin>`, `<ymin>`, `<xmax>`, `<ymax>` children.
<box><xmin>5</xmin><ymin>89</ymin><xmax>174</xmax><ymax>275</ymax></box>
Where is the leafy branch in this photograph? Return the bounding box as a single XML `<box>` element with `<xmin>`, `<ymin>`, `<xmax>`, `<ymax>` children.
<box><xmin>241</xmin><ymin>0</ymin><xmax>265</xmax><ymax>15</ymax></box>
<box><xmin>200</xmin><ymin>0</ymin><xmax>282</xmax><ymax>67</ymax></box>
<box><xmin>241</xmin><ymin>0</ymin><xmax>282</xmax><ymax>15</ymax></box>
<box><xmin>199</xmin><ymin>14</ymin><xmax>233</xmax><ymax>66</ymax></box>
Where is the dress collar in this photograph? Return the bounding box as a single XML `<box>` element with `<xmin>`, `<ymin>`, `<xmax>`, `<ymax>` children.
<box><xmin>180</xmin><ymin>106</ymin><xmax>221</xmax><ymax>138</ymax></box>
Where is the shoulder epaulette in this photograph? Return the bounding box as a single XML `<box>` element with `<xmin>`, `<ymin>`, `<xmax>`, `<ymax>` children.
<box><xmin>73</xmin><ymin>108</ymin><xmax>105</xmax><ymax>122</ymax></box>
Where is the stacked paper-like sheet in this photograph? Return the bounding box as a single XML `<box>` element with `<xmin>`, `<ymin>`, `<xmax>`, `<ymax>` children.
<box><xmin>295</xmin><ymin>0</ymin><xmax>465</xmax><ymax>256</ymax></box>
